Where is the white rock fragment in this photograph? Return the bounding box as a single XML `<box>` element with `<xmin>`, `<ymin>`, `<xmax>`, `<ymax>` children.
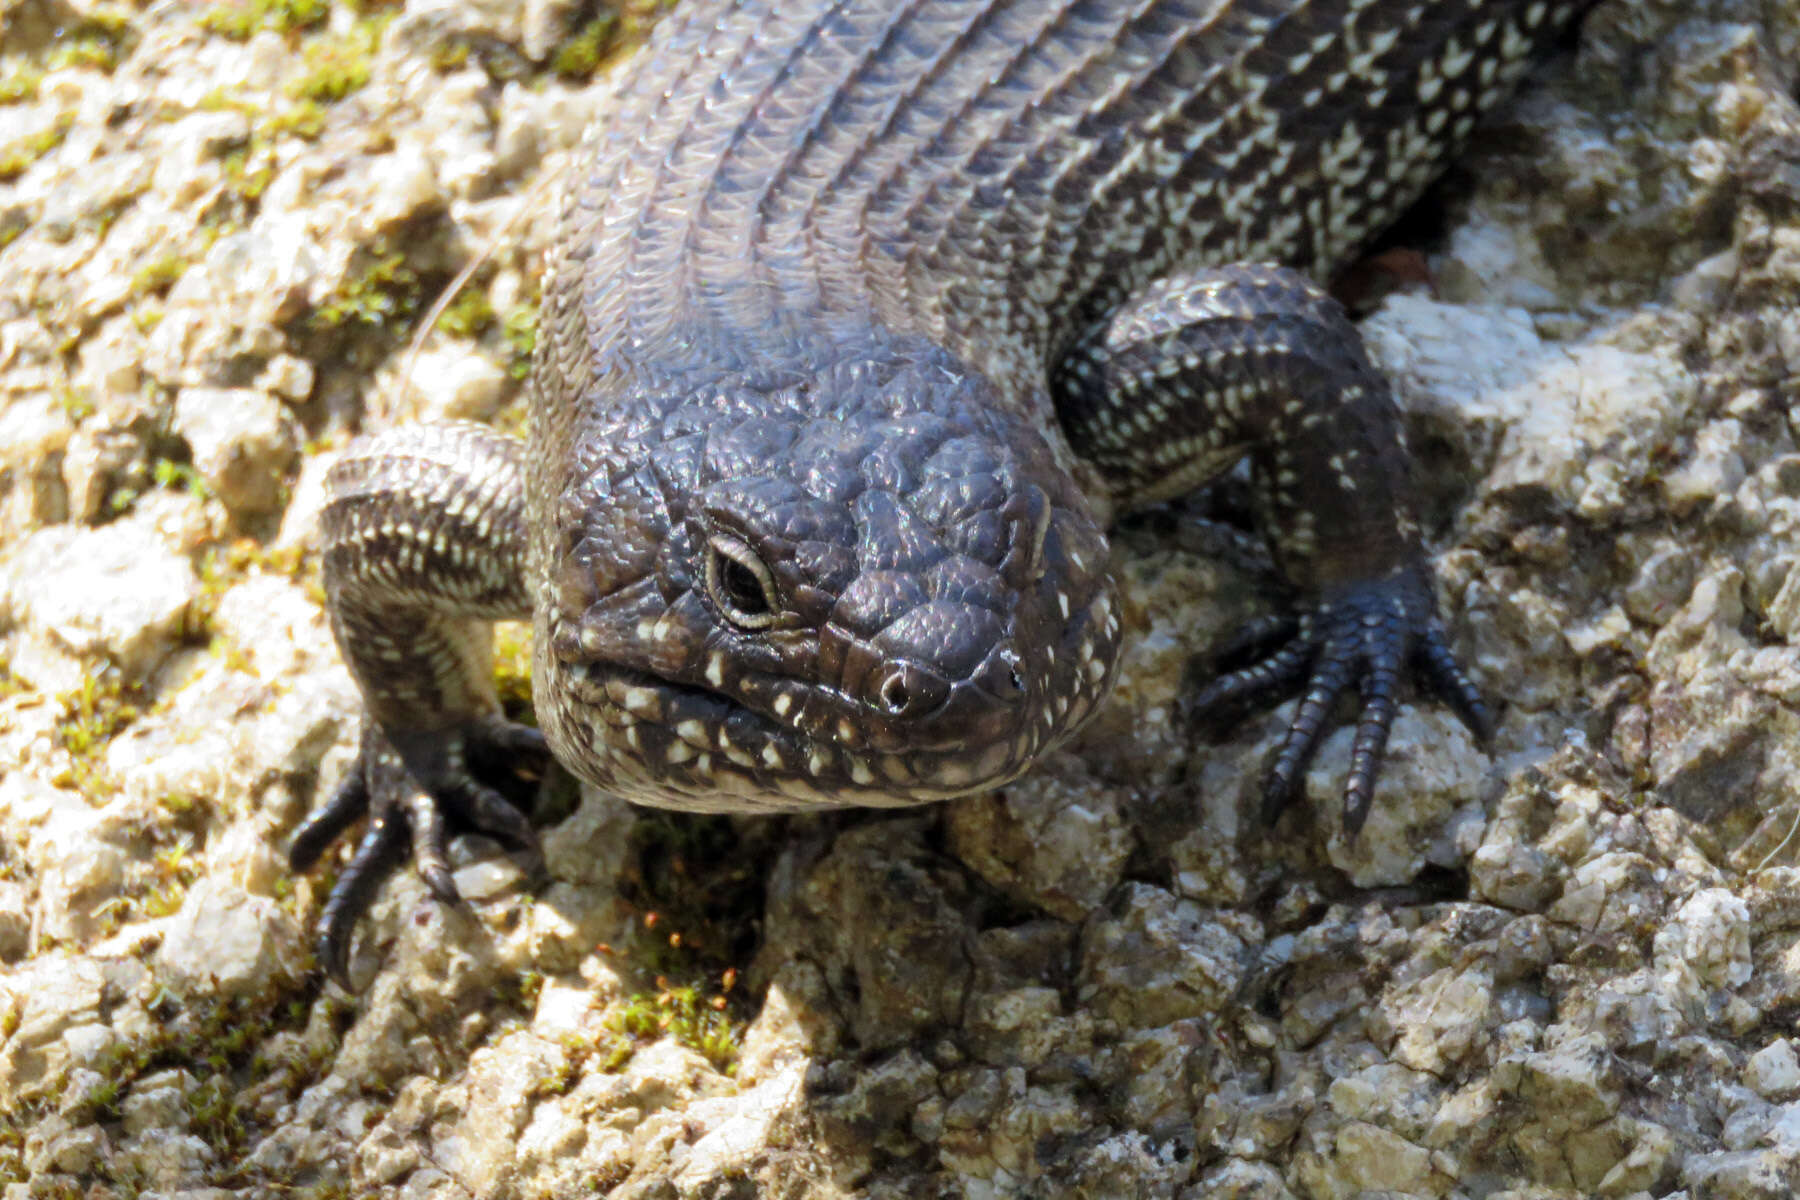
<box><xmin>121</xmin><ymin>1069</ymin><xmax>197</xmax><ymax>1136</ymax></box>
<box><xmin>0</xmin><ymin>393</ymin><xmax>74</xmax><ymax>529</ymax></box>
<box><xmin>1655</xmin><ymin>887</ymin><xmax>1753</xmax><ymax>990</ymax></box>
<box><xmin>1746</xmin><ymin>1040</ymin><xmax>1800</xmax><ymax>1101</ymax></box>
<box><xmin>173</xmin><ymin>387</ymin><xmax>299</xmax><ymax>516</ymax></box>
<box><xmin>0</xmin><ymin>521</ymin><xmax>197</xmax><ymax>677</ymax></box>
<box><xmin>364</xmin><ymin>142</ymin><xmax>442</xmax><ymax>230</ymax></box>
<box><xmin>400</xmin><ymin>345</ymin><xmax>510</xmax><ymax>422</ymax></box>
<box><xmin>1317</xmin><ymin>706</ymin><xmax>1486</xmax><ymax>887</ymax></box>
<box><xmin>256</xmin><ymin>353</ymin><xmax>316</xmax><ymax>403</ymax></box>
<box><xmin>155</xmin><ymin>879</ymin><xmax>303</xmax><ymax>998</ymax></box>
<box><xmin>1663</xmin><ymin>417</ymin><xmax>1749</xmax><ymax>514</ymax></box>
<box><xmin>944</xmin><ymin>764</ymin><xmax>1131</xmax><ymax>921</ymax></box>
<box><xmin>1078</xmin><ymin>883</ymin><xmax>1255</xmax><ymax>1028</ymax></box>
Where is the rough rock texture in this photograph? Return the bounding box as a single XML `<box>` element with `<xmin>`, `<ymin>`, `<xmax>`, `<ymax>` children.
<box><xmin>4</xmin><ymin>0</ymin><xmax>1800</xmax><ymax>1196</ymax></box>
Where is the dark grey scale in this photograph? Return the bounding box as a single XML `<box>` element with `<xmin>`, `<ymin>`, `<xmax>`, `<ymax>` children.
<box><xmin>293</xmin><ymin>0</ymin><xmax>1592</xmax><ymax>985</ymax></box>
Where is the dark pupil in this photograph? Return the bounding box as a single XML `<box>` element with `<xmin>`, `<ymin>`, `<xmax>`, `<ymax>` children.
<box><xmin>718</xmin><ymin>555</ymin><xmax>769</xmax><ymax>615</ymax></box>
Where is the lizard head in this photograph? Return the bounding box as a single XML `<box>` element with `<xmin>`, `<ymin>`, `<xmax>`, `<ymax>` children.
<box><xmin>532</xmin><ymin>339</ymin><xmax>1123</xmax><ymax>810</ymax></box>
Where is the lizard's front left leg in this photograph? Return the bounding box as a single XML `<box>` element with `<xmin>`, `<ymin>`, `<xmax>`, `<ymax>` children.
<box><xmin>1053</xmin><ymin>263</ymin><xmax>1490</xmax><ymax>831</ymax></box>
<box><xmin>292</xmin><ymin>421</ymin><xmax>549</xmax><ymax>986</ymax></box>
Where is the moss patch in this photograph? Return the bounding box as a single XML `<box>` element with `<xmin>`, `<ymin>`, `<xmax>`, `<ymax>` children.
<box><xmin>0</xmin><ymin>984</ymin><xmax>348</xmax><ymax>1190</ymax></box>
<box><xmin>51</xmin><ymin>671</ymin><xmax>142</xmax><ymax>798</ymax></box>
<box><xmin>603</xmin><ymin>977</ymin><xmax>744</xmax><ymax>1074</ymax></box>
<box><xmin>310</xmin><ymin>240</ymin><xmax>420</xmax><ymax>331</ymax></box>
<box><xmin>45</xmin><ymin>7</ymin><xmax>138</xmax><ymax>73</ymax></box>
<box><xmin>130</xmin><ymin>254</ymin><xmax>189</xmax><ymax>297</ymax></box>
<box><xmin>197</xmin><ymin>0</ymin><xmax>332</xmax><ymax>41</ymax></box>
<box><xmin>551</xmin><ymin>15</ymin><xmax>622</xmax><ymax>80</ymax></box>
<box><xmin>436</xmin><ymin>281</ymin><xmax>496</xmax><ymax>339</ymax></box>
<box><xmin>0</xmin><ymin>113</ymin><xmax>74</xmax><ymax>183</ymax></box>
<box><xmin>548</xmin><ymin>1</ymin><xmax>676</xmax><ymax>81</ymax></box>
<box><xmin>502</xmin><ymin>303</ymin><xmax>538</xmax><ymax>381</ymax></box>
<box><xmin>0</xmin><ymin>61</ymin><xmax>43</xmax><ymax>104</ymax></box>
<box><xmin>288</xmin><ymin>14</ymin><xmax>390</xmax><ymax>104</ymax></box>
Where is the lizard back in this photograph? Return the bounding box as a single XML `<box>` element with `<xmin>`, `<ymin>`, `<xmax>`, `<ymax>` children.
<box><xmin>536</xmin><ymin>0</ymin><xmax>1579</xmax><ymax>431</ymax></box>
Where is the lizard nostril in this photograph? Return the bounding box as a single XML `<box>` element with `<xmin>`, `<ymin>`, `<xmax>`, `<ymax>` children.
<box><xmin>880</xmin><ymin>673</ymin><xmax>911</xmax><ymax>714</ymax></box>
<box><xmin>871</xmin><ymin>663</ymin><xmax>946</xmax><ymax>719</ymax></box>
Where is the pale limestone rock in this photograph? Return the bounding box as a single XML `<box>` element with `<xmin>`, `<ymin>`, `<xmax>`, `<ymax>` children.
<box><xmin>173</xmin><ymin>387</ymin><xmax>299</xmax><ymax>517</ymax></box>
<box><xmin>398</xmin><ymin>344</ymin><xmax>510</xmax><ymax>423</ymax></box>
<box><xmin>1</xmin><ymin>520</ymin><xmax>197</xmax><ymax>677</ymax></box>
<box><xmin>1746</xmin><ymin>1040</ymin><xmax>1800</xmax><ymax>1102</ymax></box>
<box><xmin>155</xmin><ymin>879</ymin><xmax>303</xmax><ymax>998</ymax></box>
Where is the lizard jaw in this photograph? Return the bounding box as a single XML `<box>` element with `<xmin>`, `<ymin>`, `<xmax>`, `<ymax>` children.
<box><xmin>537</xmin><ymin>584</ymin><xmax>1123</xmax><ymax>813</ymax></box>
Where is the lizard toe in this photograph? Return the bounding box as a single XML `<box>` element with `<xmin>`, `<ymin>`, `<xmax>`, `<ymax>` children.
<box><xmin>1186</xmin><ymin>563</ymin><xmax>1485</xmax><ymax>832</ymax></box>
<box><xmin>293</xmin><ymin>717</ymin><xmax>549</xmax><ymax>988</ymax></box>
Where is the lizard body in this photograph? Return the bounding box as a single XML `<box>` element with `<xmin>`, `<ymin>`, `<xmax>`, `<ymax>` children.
<box><xmin>295</xmin><ymin>0</ymin><xmax>1587</xmax><ymax>982</ymax></box>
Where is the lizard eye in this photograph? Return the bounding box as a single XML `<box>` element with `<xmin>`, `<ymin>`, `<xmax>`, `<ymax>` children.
<box><xmin>705</xmin><ymin>534</ymin><xmax>779</xmax><ymax>630</ymax></box>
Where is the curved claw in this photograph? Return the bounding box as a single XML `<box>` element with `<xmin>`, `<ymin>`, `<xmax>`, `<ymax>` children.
<box><xmin>1415</xmin><ymin>629</ymin><xmax>1494</xmax><ymax>744</ymax></box>
<box><xmin>1190</xmin><ymin>563</ymin><xmax>1486</xmax><ymax>832</ymax></box>
<box><xmin>449</xmin><ymin>778</ymin><xmax>543</xmax><ymax>859</ymax></box>
<box><xmin>317</xmin><ymin>812</ymin><xmax>408</xmax><ymax>989</ymax></box>
<box><xmin>1342</xmin><ymin>642</ymin><xmax>1404</xmax><ymax>833</ymax></box>
<box><xmin>290</xmin><ymin>715</ymin><xmax>550</xmax><ymax>988</ymax></box>
<box><xmin>1260</xmin><ymin>651</ymin><xmax>1355</xmax><ymax>824</ymax></box>
<box><xmin>289</xmin><ymin>762</ymin><xmax>370</xmax><ymax>873</ymax></box>
<box><xmin>403</xmin><ymin>787</ymin><xmax>461</xmax><ymax>907</ymax></box>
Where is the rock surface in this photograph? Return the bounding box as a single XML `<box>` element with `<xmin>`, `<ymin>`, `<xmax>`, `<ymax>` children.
<box><xmin>5</xmin><ymin>0</ymin><xmax>1800</xmax><ymax>1196</ymax></box>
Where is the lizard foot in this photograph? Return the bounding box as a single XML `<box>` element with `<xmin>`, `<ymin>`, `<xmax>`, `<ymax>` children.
<box><xmin>1186</xmin><ymin>564</ymin><xmax>1490</xmax><ymax>833</ymax></box>
<box><xmin>289</xmin><ymin>716</ymin><xmax>552</xmax><ymax>988</ymax></box>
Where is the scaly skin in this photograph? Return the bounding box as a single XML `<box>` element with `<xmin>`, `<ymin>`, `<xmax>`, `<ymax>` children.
<box><xmin>294</xmin><ymin>0</ymin><xmax>1587</xmax><ymax>985</ymax></box>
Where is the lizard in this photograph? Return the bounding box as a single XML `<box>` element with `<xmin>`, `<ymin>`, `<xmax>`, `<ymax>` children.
<box><xmin>291</xmin><ymin>0</ymin><xmax>1589</xmax><ymax>985</ymax></box>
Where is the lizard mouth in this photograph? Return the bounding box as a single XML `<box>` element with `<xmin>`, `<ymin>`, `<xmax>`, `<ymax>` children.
<box><xmin>555</xmin><ymin>658</ymin><xmax>1006</xmax><ymax>809</ymax></box>
<box><xmin>546</xmin><ymin>589</ymin><xmax>1121</xmax><ymax>812</ymax></box>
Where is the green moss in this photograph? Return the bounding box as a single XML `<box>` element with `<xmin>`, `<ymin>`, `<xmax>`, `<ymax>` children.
<box><xmin>0</xmin><ymin>112</ymin><xmax>74</xmax><ymax>182</ymax></box>
<box><xmin>153</xmin><ymin>457</ymin><xmax>211</xmax><ymax>502</ymax></box>
<box><xmin>131</xmin><ymin>254</ymin><xmax>189</xmax><ymax>297</ymax></box>
<box><xmin>503</xmin><ymin>303</ymin><xmax>537</xmax><ymax>380</ymax></box>
<box><xmin>209</xmin><ymin>632</ymin><xmax>256</xmax><ymax>675</ymax></box>
<box><xmin>263</xmin><ymin>97</ymin><xmax>327</xmax><ymax>140</ymax></box>
<box><xmin>52</xmin><ymin>671</ymin><xmax>141</xmax><ymax>798</ymax></box>
<box><xmin>0</xmin><ymin>61</ymin><xmax>43</xmax><ymax>104</ymax></box>
<box><xmin>198</xmin><ymin>0</ymin><xmax>331</xmax><ymax>41</ymax></box>
<box><xmin>429</xmin><ymin>39</ymin><xmax>471</xmax><ymax>72</ymax></box>
<box><xmin>603</xmin><ymin>980</ymin><xmax>743</xmax><ymax>1075</ymax></box>
<box><xmin>37</xmin><ymin>988</ymin><xmax>336</xmax><ymax>1183</ymax></box>
<box><xmin>288</xmin><ymin>15</ymin><xmax>388</xmax><ymax>104</ymax></box>
<box><xmin>198</xmin><ymin>87</ymin><xmax>244</xmax><ymax>113</ymax></box>
<box><xmin>493</xmin><ymin>620</ymin><xmax>535</xmax><ymax>714</ymax></box>
<box><xmin>219</xmin><ymin>143</ymin><xmax>276</xmax><ymax>204</ymax></box>
<box><xmin>45</xmin><ymin>7</ymin><xmax>137</xmax><ymax>73</ymax></box>
<box><xmin>547</xmin><ymin>1</ymin><xmax>677</xmax><ymax>82</ymax></box>
<box><xmin>54</xmin><ymin>386</ymin><xmax>95</xmax><ymax>423</ymax></box>
<box><xmin>551</xmin><ymin>15</ymin><xmax>620</xmax><ymax>80</ymax></box>
<box><xmin>310</xmin><ymin>241</ymin><xmax>420</xmax><ymax>330</ymax></box>
<box><xmin>436</xmin><ymin>282</ymin><xmax>495</xmax><ymax>339</ymax></box>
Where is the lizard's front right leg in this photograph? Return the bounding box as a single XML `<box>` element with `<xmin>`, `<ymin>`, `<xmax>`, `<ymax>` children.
<box><xmin>292</xmin><ymin>421</ymin><xmax>550</xmax><ymax>986</ymax></box>
<box><xmin>1054</xmin><ymin>264</ymin><xmax>1491</xmax><ymax>832</ymax></box>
